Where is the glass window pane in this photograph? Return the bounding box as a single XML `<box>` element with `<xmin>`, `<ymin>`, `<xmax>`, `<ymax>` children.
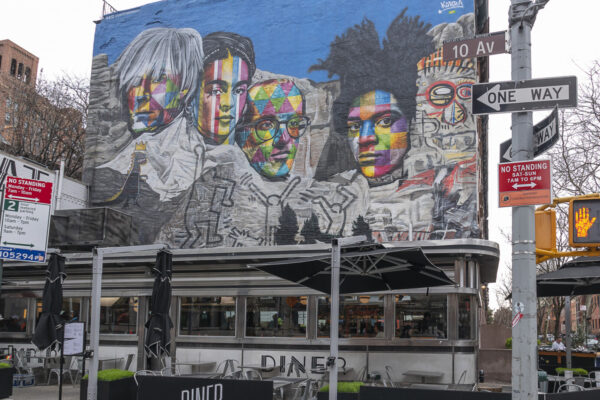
<box><xmin>0</xmin><ymin>298</ymin><xmax>28</xmax><ymax>332</ymax></box>
<box><xmin>97</xmin><ymin>297</ymin><xmax>138</xmax><ymax>334</ymax></box>
<box><xmin>395</xmin><ymin>294</ymin><xmax>447</xmax><ymax>339</ymax></box>
<box><xmin>36</xmin><ymin>297</ymin><xmax>82</xmax><ymax>323</ymax></box>
<box><xmin>246</xmin><ymin>296</ymin><xmax>307</xmax><ymax>337</ymax></box>
<box><xmin>179</xmin><ymin>296</ymin><xmax>235</xmax><ymax>336</ymax></box>
<box><xmin>458</xmin><ymin>294</ymin><xmax>474</xmax><ymax>340</ymax></box>
<box><xmin>317</xmin><ymin>296</ymin><xmax>385</xmax><ymax>339</ymax></box>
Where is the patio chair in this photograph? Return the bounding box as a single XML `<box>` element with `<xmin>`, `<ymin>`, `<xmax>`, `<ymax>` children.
<box><xmin>244</xmin><ymin>369</ymin><xmax>263</xmax><ymax>380</ymax></box>
<box><xmin>14</xmin><ymin>349</ymin><xmax>33</xmax><ymax>375</ymax></box>
<box><xmin>216</xmin><ymin>359</ymin><xmax>239</xmax><ymax>377</ymax></box>
<box><xmin>557</xmin><ymin>383</ymin><xmax>585</xmax><ymax>392</ymax></box>
<box><xmin>123</xmin><ymin>354</ymin><xmax>135</xmax><ymax>371</ymax></box>
<box><xmin>588</xmin><ymin>371</ymin><xmax>600</xmax><ymax>388</ymax></box>
<box><xmin>46</xmin><ymin>356</ymin><xmax>74</xmax><ymax>385</ymax></box>
<box><xmin>133</xmin><ymin>370</ymin><xmax>158</xmax><ymax>386</ymax></box>
<box><xmin>70</xmin><ymin>357</ymin><xmax>85</xmax><ymax>387</ymax></box>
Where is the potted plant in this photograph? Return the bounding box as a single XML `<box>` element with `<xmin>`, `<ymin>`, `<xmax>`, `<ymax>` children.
<box><xmin>555</xmin><ymin>368</ymin><xmax>588</xmax><ymax>387</ymax></box>
<box><xmin>80</xmin><ymin>369</ymin><xmax>135</xmax><ymax>400</ymax></box>
<box><xmin>317</xmin><ymin>381</ymin><xmax>363</xmax><ymax>400</ymax></box>
<box><xmin>0</xmin><ymin>363</ymin><xmax>14</xmax><ymax>399</ymax></box>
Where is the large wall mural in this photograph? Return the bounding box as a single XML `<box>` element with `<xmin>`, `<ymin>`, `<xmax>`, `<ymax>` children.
<box><xmin>85</xmin><ymin>0</ymin><xmax>483</xmax><ymax>248</ymax></box>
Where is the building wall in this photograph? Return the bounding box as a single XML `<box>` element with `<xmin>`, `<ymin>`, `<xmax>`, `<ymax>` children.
<box><xmin>0</xmin><ymin>40</ymin><xmax>39</xmax><ymax>138</ymax></box>
<box><xmin>84</xmin><ymin>0</ymin><xmax>484</xmax><ymax>249</ymax></box>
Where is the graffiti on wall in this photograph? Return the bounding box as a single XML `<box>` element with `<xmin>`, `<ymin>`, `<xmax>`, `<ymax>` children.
<box><xmin>85</xmin><ymin>1</ymin><xmax>481</xmax><ymax>248</ymax></box>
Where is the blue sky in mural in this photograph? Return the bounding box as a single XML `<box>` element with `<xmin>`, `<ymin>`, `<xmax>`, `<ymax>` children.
<box><xmin>93</xmin><ymin>0</ymin><xmax>474</xmax><ymax>82</ymax></box>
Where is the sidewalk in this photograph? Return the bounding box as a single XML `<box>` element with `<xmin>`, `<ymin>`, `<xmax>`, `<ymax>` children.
<box><xmin>10</xmin><ymin>384</ymin><xmax>80</xmax><ymax>400</ymax></box>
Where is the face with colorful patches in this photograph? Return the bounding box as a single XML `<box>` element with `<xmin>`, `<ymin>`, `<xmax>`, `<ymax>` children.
<box><xmin>127</xmin><ymin>73</ymin><xmax>183</xmax><ymax>134</ymax></box>
<box><xmin>238</xmin><ymin>80</ymin><xmax>307</xmax><ymax>178</ymax></box>
<box><xmin>192</xmin><ymin>53</ymin><xmax>250</xmax><ymax>144</ymax></box>
<box><xmin>346</xmin><ymin>90</ymin><xmax>408</xmax><ymax>178</ymax></box>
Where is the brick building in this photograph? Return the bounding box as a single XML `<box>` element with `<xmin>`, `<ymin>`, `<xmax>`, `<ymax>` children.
<box><xmin>0</xmin><ymin>40</ymin><xmax>39</xmax><ymax>135</ymax></box>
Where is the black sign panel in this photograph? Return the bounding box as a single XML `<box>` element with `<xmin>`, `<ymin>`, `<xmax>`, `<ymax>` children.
<box><xmin>473</xmin><ymin>76</ymin><xmax>577</xmax><ymax>115</ymax></box>
<box><xmin>443</xmin><ymin>31</ymin><xmax>508</xmax><ymax>61</ymax></box>
<box><xmin>136</xmin><ymin>375</ymin><xmax>273</xmax><ymax>400</ymax></box>
<box><xmin>499</xmin><ymin>106</ymin><xmax>560</xmax><ymax>162</ymax></box>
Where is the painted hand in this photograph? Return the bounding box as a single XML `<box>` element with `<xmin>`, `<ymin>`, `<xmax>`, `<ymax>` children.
<box><xmin>575</xmin><ymin>207</ymin><xmax>596</xmax><ymax>238</ymax></box>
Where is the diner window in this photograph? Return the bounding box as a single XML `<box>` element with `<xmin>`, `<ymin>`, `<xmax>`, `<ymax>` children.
<box><xmin>36</xmin><ymin>297</ymin><xmax>82</xmax><ymax>323</ymax></box>
<box><xmin>179</xmin><ymin>296</ymin><xmax>235</xmax><ymax>336</ymax></box>
<box><xmin>0</xmin><ymin>298</ymin><xmax>28</xmax><ymax>332</ymax></box>
<box><xmin>458</xmin><ymin>294</ymin><xmax>475</xmax><ymax>340</ymax></box>
<box><xmin>246</xmin><ymin>296</ymin><xmax>306</xmax><ymax>337</ymax></box>
<box><xmin>395</xmin><ymin>294</ymin><xmax>447</xmax><ymax>339</ymax></box>
<box><xmin>98</xmin><ymin>297</ymin><xmax>137</xmax><ymax>334</ymax></box>
<box><xmin>317</xmin><ymin>295</ymin><xmax>385</xmax><ymax>339</ymax></box>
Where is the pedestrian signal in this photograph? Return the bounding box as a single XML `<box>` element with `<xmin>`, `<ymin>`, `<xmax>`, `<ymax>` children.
<box><xmin>569</xmin><ymin>198</ymin><xmax>600</xmax><ymax>247</ymax></box>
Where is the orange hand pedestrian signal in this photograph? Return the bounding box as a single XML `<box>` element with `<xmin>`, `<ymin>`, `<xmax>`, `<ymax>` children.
<box><xmin>569</xmin><ymin>198</ymin><xmax>600</xmax><ymax>247</ymax></box>
<box><xmin>575</xmin><ymin>207</ymin><xmax>596</xmax><ymax>238</ymax></box>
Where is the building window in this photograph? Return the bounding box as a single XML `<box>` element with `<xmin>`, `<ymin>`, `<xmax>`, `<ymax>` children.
<box><xmin>36</xmin><ymin>297</ymin><xmax>82</xmax><ymax>323</ymax></box>
<box><xmin>0</xmin><ymin>298</ymin><xmax>28</xmax><ymax>332</ymax></box>
<box><xmin>317</xmin><ymin>295</ymin><xmax>385</xmax><ymax>338</ymax></box>
<box><xmin>10</xmin><ymin>59</ymin><xmax>16</xmax><ymax>76</ymax></box>
<box><xmin>395</xmin><ymin>294</ymin><xmax>447</xmax><ymax>339</ymax></box>
<box><xmin>17</xmin><ymin>63</ymin><xmax>23</xmax><ymax>79</ymax></box>
<box><xmin>24</xmin><ymin>67</ymin><xmax>31</xmax><ymax>84</ymax></box>
<box><xmin>179</xmin><ymin>296</ymin><xmax>235</xmax><ymax>336</ymax></box>
<box><xmin>98</xmin><ymin>297</ymin><xmax>138</xmax><ymax>334</ymax></box>
<box><xmin>246</xmin><ymin>296</ymin><xmax>306</xmax><ymax>337</ymax></box>
<box><xmin>0</xmin><ymin>55</ymin><xmax>2</xmax><ymax>70</ymax></box>
<box><xmin>458</xmin><ymin>294</ymin><xmax>475</xmax><ymax>340</ymax></box>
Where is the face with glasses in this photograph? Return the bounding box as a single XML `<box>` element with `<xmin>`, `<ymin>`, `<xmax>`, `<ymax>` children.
<box><xmin>237</xmin><ymin>79</ymin><xmax>308</xmax><ymax>178</ymax></box>
<box><xmin>346</xmin><ymin>90</ymin><xmax>409</xmax><ymax>179</ymax></box>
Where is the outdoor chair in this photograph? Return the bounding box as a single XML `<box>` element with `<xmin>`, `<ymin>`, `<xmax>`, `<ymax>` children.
<box><xmin>244</xmin><ymin>369</ymin><xmax>263</xmax><ymax>380</ymax></box>
<box><xmin>588</xmin><ymin>371</ymin><xmax>600</xmax><ymax>388</ymax></box>
<box><xmin>69</xmin><ymin>357</ymin><xmax>85</xmax><ymax>387</ymax></box>
<box><xmin>134</xmin><ymin>370</ymin><xmax>158</xmax><ymax>386</ymax></box>
<box><xmin>557</xmin><ymin>383</ymin><xmax>585</xmax><ymax>392</ymax></box>
<box><xmin>46</xmin><ymin>356</ymin><xmax>74</xmax><ymax>385</ymax></box>
<box><xmin>216</xmin><ymin>359</ymin><xmax>239</xmax><ymax>377</ymax></box>
<box><xmin>14</xmin><ymin>349</ymin><xmax>33</xmax><ymax>375</ymax></box>
<box><xmin>123</xmin><ymin>353</ymin><xmax>135</xmax><ymax>371</ymax></box>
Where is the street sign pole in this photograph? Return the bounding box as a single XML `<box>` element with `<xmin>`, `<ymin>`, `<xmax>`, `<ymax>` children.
<box><xmin>510</xmin><ymin>1</ymin><xmax>540</xmax><ymax>399</ymax></box>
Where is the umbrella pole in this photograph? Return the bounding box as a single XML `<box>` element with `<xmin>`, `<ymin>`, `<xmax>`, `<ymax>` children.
<box><xmin>329</xmin><ymin>239</ymin><xmax>340</xmax><ymax>400</ymax></box>
<box><xmin>565</xmin><ymin>296</ymin><xmax>572</xmax><ymax>368</ymax></box>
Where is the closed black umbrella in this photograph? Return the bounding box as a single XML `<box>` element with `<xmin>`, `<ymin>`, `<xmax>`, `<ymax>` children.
<box><xmin>32</xmin><ymin>253</ymin><xmax>66</xmax><ymax>350</ymax></box>
<box><xmin>144</xmin><ymin>250</ymin><xmax>173</xmax><ymax>358</ymax></box>
<box><xmin>537</xmin><ymin>257</ymin><xmax>600</xmax><ymax>297</ymax></box>
<box><xmin>248</xmin><ymin>244</ymin><xmax>454</xmax><ymax>294</ymax></box>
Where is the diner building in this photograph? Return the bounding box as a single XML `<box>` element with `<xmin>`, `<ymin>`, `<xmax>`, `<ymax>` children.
<box><xmin>0</xmin><ymin>0</ymin><xmax>498</xmax><ymax>387</ymax></box>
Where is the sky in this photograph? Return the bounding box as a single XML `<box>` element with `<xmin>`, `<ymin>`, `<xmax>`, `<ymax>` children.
<box><xmin>1</xmin><ymin>0</ymin><xmax>598</xmax><ymax>309</ymax></box>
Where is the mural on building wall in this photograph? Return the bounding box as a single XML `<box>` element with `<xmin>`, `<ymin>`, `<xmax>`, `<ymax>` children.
<box><xmin>85</xmin><ymin>0</ymin><xmax>481</xmax><ymax>248</ymax></box>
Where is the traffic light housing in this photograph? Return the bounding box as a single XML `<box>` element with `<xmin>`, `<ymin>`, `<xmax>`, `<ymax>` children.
<box><xmin>535</xmin><ymin>209</ymin><xmax>556</xmax><ymax>251</ymax></box>
<box><xmin>569</xmin><ymin>198</ymin><xmax>600</xmax><ymax>247</ymax></box>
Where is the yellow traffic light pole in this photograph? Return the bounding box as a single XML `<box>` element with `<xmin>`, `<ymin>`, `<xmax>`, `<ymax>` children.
<box><xmin>535</xmin><ymin>193</ymin><xmax>600</xmax><ymax>263</ymax></box>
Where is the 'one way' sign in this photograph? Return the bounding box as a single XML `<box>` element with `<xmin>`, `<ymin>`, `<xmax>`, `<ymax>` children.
<box><xmin>472</xmin><ymin>76</ymin><xmax>577</xmax><ymax>115</ymax></box>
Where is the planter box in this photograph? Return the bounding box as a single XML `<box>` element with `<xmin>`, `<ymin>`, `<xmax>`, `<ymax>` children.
<box><xmin>80</xmin><ymin>377</ymin><xmax>136</xmax><ymax>400</ymax></box>
<box><xmin>0</xmin><ymin>368</ymin><xmax>13</xmax><ymax>399</ymax></box>
<box><xmin>317</xmin><ymin>391</ymin><xmax>359</xmax><ymax>400</ymax></box>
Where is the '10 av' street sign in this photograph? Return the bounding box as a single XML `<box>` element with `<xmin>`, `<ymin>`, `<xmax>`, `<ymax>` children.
<box><xmin>473</xmin><ymin>76</ymin><xmax>577</xmax><ymax>115</ymax></box>
<box><xmin>0</xmin><ymin>176</ymin><xmax>53</xmax><ymax>263</ymax></box>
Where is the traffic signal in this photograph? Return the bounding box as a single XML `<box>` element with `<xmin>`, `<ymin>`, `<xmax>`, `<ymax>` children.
<box><xmin>535</xmin><ymin>209</ymin><xmax>556</xmax><ymax>251</ymax></box>
<box><xmin>569</xmin><ymin>198</ymin><xmax>600</xmax><ymax>247</ymax></box>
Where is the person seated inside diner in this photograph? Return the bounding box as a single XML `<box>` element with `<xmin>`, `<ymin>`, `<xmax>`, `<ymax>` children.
<box><xmin>551</xmin><ymin>337</ymin><xmax>566</xmax><ymax>351</ymax></box>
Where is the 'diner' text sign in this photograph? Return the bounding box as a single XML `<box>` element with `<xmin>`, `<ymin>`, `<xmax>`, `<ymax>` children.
<box><xmin>498</xmin><ymin>160</ymin><xmax>551</xmax><ymax>207</ymax></box>
<box><xmin>0</xmin><ymin>176</ymin><xmax>53</xmax><ymax>262</ymax></box>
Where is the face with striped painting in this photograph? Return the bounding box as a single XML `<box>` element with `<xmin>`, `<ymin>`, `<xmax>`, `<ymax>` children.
<box><xmin>346</xmin><ymin>90</ymin><xmax>409</xmax><ymax>179</ymax></box>
<box><xmin>192</xmin><ymin>52</ymin><xmax>250</xmax><ymax>144</ymax></box>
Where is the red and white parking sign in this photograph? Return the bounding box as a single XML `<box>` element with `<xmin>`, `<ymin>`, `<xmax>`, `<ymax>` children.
<box><xmin>498</xmin><ymin>159</ymin><xmax>552</xmax><ymax>207</ymax></box>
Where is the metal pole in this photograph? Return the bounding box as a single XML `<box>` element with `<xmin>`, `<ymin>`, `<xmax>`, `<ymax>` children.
<box><xmin>565</xmin><ymin>296</ymin><xmax>572</xmax><ymax>368</ymax></box>
<box><xmin>87</xmin><ymin>248</ymin><xmax>103</xmax><ymax>400</ymax></box>
<box><xmin>329</xmin><ymin>238</ymin><xmax>340</xmax><ymax>400</ymax></box>
<box><xmin>510</xmin><ymin>1</ymin><xmax>538</xmax><ymax>399</ymax></box>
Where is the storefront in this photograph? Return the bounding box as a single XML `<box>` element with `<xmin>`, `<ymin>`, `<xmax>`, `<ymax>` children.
<box><xmin>0</xmin><ymin>239</ymin><xmax>498</xmax><ymax>385</ymax></box>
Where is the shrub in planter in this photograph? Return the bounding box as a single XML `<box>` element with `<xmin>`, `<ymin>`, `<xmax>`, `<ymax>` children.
<box><xmin>317</xmin><ymin>382</ymin><xmax>363</xmax><ymax>400</ymax></box>
<box><xmin>80</xmin><ymin>369</ymin><xmax>135</xmax><ymax>400</ymax></box>
<box><xmin>555</xmin><ymin>367</ymin><xmax>588</xmax><ymax>376</ymax></box>
<box><xmin>0</xmin><ymin>363</ymin><xmax>14</xmax><ymax>399</ymax></box>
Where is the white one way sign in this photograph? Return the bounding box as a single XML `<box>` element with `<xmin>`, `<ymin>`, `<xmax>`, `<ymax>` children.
<box><xmin>472</xmin><ymin>76</ymin><xmax>577</xmax><ymax>115</ymax></box>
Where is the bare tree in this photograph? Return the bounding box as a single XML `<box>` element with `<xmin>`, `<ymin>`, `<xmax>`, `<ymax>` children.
<box><xmin>0</xmin><ymin>73</ymin><xmax>88</xmax><ymax>178</ymax></box>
